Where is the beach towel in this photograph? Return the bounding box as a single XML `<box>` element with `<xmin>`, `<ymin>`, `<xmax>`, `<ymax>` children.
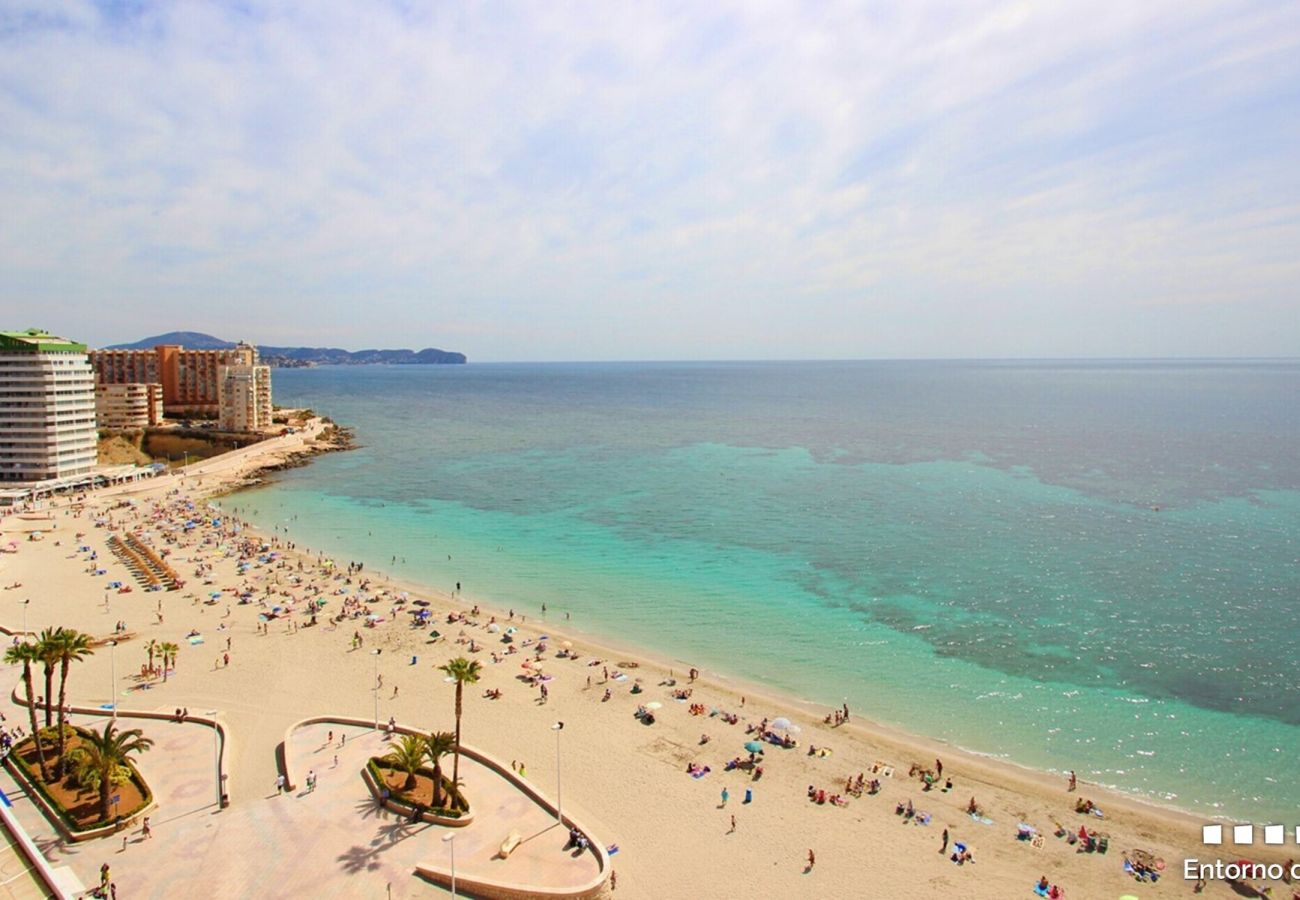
<box><xmin>187</xmin><ymin>635</ymin><xmax>205</xmax><ymax>645</ymax></box>
<box><xmin>970</xmin><ymin>813</ymin><xmax>994</xmax><ymax>825</ymax></box>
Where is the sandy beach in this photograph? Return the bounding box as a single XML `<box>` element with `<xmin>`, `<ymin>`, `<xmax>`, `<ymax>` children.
<box><xmin>0</xmin><ymin>430</ymin><xmax>1292</xmax><ymax>900</ymax></box>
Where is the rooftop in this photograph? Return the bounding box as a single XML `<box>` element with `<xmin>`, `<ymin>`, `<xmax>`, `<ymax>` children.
<box><xmin>0</xmin><ymin>328</ymin><xmax>87</xmax><ymax>354</ymax></box>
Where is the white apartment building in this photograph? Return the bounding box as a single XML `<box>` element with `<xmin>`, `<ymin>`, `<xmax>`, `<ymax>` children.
<box><xmin>217</xmin><ymin>364</ymin><xmax>272</xmax><ymax>432</ymax></box>
<box><xmin>0</xmin><ymin>329</ymin><xmax>98</xmax><ymax>483</ymax></box>
<box><xmin>95</xmin><ymin>382</ymin><xmax>164</xmax><ymax>430</ymax></box>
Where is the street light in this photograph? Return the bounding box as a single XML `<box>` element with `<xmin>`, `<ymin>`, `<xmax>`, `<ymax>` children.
<box><xmin>552</xmin><ymin>721</ymin><xmax>564</xmax><ymax>827</ymax></box>
<box><xmin>442</xmin><ymin>832</ymin><xmax>456</xmax><ymax>898</ymax></box>
<box><xmin>107</xmin><ymin>640</ymin><xmax>118</xmax><ymax>721</ymax></box>
<box><xmin>21</xmin><ymin>599</ymin><xmax>29</xmax><ymax>643</ymax></box>
<box><xmin>371</xmin><ymin>648</ymin><xmax>383</xmax><ymax>730</ymax></box>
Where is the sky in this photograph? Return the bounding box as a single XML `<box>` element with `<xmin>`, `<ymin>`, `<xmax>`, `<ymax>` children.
<box><xmin>2</xmin><ymin>1</ymin><xmax>1299</xmax><ymax>361</ymax></box>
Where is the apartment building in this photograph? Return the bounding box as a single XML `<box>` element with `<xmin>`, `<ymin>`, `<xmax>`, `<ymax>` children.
<box><xmin>95</xmin><ymin>382</ymin><xmax>164</xmax><ymax>430</ymax></box>
<box><xmin>217</xmin><ymin>364</ymin><xmax>273</xmax><ymax>432</ymax></box>
<box><xmin>0</xmin><ymin>329</ymin><xmax>98</xmax><ymax>483</ymax></box>
<box><xmin>90</xmin><ymin>342</ymin><xmax>259</xmax><ymax>417</ymax></box>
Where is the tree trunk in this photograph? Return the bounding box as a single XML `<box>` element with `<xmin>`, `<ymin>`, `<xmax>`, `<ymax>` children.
<box><xmin>55</xmin><ymin>660</ymin><xmax>69</xmax><ymax>778</ymax></box>
<box><xmin>403</xmin><ymin>771</ymin><xmax>416</xmax><ymax>791</ymax></box>
<box><xmin>42</xmin><ymin>664</ymin><xmax>54</xmax><ymax>729</ymax></box>
<box><xmin>452</xmin><ymin>684</ymin><xmax>463</xmax><ymax>786</ymax></box>
<box><xmin>432</xmin><ymin>761</ymin><xmax>444</xmax><ymax>808</ymax></box>
<box><xmin>22</xmin><ymin>667</ymin><xmax>49</xmax><ymax>783</ymax></box>
<box><xmin>100</xmin><ymin>770</ymin><xmax>112</xmax><ymax>823</ymax></box>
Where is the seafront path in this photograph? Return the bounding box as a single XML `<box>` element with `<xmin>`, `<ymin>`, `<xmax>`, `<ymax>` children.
<box><xmin>0</xmin><ymin>704</ymin><xmax>602</xmax><ymax>897</ymax></box>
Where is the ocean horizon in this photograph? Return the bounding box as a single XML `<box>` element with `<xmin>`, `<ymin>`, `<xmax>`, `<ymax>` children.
<box><xmin>234</xmin><ymin>359</ymin><xmax>1300</xmax><ymax>822</ymax></box>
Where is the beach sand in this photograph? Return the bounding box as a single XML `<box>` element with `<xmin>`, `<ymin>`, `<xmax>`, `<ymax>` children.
<box><xmin>0</xmin><ymin>429</ymin><xmax>1290</xmax><ymax>899</ymax></box>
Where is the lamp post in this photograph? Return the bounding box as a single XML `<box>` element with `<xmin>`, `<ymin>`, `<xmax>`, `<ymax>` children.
<box><xmin>21</xmin><ymin>598</ymin><xmax>29</xmax><ymax>643</ymax></box>
<box><xmin>371</xmin><ymin>648</ymin><xmax>382</xmax><ymax>730</ymax></box>
<box><xmin>442</xmin><ymin>832</ymin><xmax>456</xmax><ymax>898</ymax></box>
<box><xmin>552</xmin><ymin>721</ymin><xmax>564</xmax><ymax>827</ymax></box>
<box><xmin>107</xmin><ymin>640</ymin><xmax>118</xmax><ymax>721</ymax></box>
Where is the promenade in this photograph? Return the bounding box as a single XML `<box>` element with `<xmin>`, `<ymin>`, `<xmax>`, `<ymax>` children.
<box><xmin>0</xmin><ymin>710</ymin><xmax>600</xmax><ymax>898</ymax></box>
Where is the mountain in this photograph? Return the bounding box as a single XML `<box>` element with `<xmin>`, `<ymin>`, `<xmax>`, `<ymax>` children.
<box><xmin>109</xmin><ymin>331</ymin><xmax>237</xmax><ymax>350</ymax></box>
<box><xmin>105</xmin><ymin>332</ymin><xmax>467</xmax><ymax>366</ymax></box>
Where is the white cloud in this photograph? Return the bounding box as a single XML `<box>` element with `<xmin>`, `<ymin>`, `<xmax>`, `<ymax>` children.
<box><xmin>0</xmin><ymin>0</ymin><xmax>1298</xmax><ymax>358</ymax></box>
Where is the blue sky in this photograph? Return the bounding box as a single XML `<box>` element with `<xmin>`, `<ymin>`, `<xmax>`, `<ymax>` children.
<box><xmin>2</xmin><ymin>0</ymin><xmax>1298</xmax><ymax>360</ymax></box>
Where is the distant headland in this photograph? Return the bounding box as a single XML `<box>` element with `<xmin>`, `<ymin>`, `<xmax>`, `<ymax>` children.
<box><xmin>106</xmin><ymin>331</ymin><xmax>467</xmax><ymax>367</ymax></box>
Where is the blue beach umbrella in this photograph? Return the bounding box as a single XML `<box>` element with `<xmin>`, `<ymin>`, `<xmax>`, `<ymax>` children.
<box><xmin>744</xmin><ymin>741</ymin><xmax>765</xmax><ymax>754</ymax></box>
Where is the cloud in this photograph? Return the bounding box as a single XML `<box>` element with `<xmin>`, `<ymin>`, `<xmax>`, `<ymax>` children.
<box><xmin>0</xmin><ymin>0</ymin><xmax>1298</xmax><ymax>358</ymax></box>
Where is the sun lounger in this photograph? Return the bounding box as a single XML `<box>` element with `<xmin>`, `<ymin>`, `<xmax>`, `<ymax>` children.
<box><xmin>498</xmin><ymin>830</ymin><xmax>522</xmax><ymax>859</ymax></box>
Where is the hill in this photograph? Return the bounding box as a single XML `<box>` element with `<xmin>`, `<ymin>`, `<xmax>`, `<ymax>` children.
<box><xmin>105</xmin><ymin>332</ymin><xmax>466</xmax><ymax>366</ymax></box>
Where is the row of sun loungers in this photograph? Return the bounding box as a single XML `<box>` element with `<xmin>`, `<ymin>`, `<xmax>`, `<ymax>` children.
<box><xmin>107</xmin><ymin>533</ymin><xmax>184</xmax><ymax>591</ymax></box>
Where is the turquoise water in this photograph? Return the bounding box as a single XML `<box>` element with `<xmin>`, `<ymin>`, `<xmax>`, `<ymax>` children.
<box><xmin>234</xmin><ymin>361</ymin><xmax>1300</xmax><ymax>821</ymax></box>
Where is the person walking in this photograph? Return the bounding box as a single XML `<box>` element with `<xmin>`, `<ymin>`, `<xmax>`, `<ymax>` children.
<box><xmin>807</xmin><ymin>849</ymin><xmax>815</xmax><ymax>870</ymax></box>
<box><xmin>940</xmin><ymin>828</ymin><xmax>949</xmax><ymax>854</ymax></box>
<box><xmin>141</xmin><ymin>817</ymin><xmax>151</xmax><ymax>839</ymax></box>
<box><xmin>729</xmin><ymin>814</ymin><xmax>736</xmax><ymax>833</ymax></box>
<box><xmin>721</xmin><ymin>787</ymin><xmax>729</xmax><ymax>807</ymax></box>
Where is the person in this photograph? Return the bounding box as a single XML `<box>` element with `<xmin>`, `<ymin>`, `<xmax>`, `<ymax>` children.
<box><xmin>940</xmin><ymin>828</ymin><xmax>949</xmax><ymax>854</ymax></box>
<box><xmin>967</xmin><ymin>796</ymin><xmax>978</xmax><ymax>814</ymax></box>
<box><xmin>807</xmin><ymin>849</ymin><xmax>815</xmax><ymax>870</ymax></box>
<box><xmin>609</xmin><ymin>870</ymin><xmax>616</xmax><ymax>891</ymax></box>
<box><xmin>141</xmin><ymin>816</ymin><xmax>151</xmax><ymax>839</ymax></box>
<box><xmin>936</xmin><ymin>758</ymin><xmax>943</xmax><ymax>778</ymax></box>
<box><xmin>276</xmin><ymin>774</ymin><xmax>286</xmax><ymax>794</ymax></box>
<box><xmin>721</xmin><ymin>787</ymin><xmax>729</xmax><ymax>806</ymax></box>
<box><xmin>1038</xmin><ymin>876</ymin><xmax>1049</xmax><ymax>892</ymax></box>
<box><xmin>729</xmin><ymin>814</ymin><xmax>736</xmax><ymax>833</ymax></box>
<box><xmin>1067</xmin><ymin>770</ymin><xmax>1077</xmax><ymax>792</ymax></box>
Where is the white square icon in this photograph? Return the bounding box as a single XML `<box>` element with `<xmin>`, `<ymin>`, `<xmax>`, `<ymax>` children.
<box><xmin>1233</xmin><ymin>824</ymin><xmax>1254</xmax><ymax>845</ymax></box>
<box><xmin>1264</xmin><ymin>825</ymin><xmax>1284</xmax><ymax>845</ymax></box>
<box><xmin>1202</xmin><ymin>824</ymin><xmax>1222</xmax><ymax>845</ymax></box>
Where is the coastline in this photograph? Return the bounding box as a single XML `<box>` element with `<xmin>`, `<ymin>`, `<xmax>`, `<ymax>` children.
<box><xmin>4</xmin><ymin>429</ymin><xmax>1293</xmax><ymax>898</ymax></box>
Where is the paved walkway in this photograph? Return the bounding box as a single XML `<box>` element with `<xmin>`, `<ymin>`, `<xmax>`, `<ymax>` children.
<box><xmin>0</xmin><ymin>713</ymin><xmax>599</xmax><ymax>898</ymax></box>
<box><xmin>289</xmin><ymin>722</ymin><xmax>600</xmax><ymax>894</ymax></box>
<box><xmin>0</xmin><ymin>825</ymin><xmax>49</xmax><ymax>899</ymax></box>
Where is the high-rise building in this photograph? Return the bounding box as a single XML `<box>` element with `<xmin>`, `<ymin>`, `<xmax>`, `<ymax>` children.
<box><xmin>95</xmin><ymin>382</ymin><xmax>164</xmax><ymax>430</ymax></box>
<box><xmin>217</xmin><ymin>364</ymin><xmax>273</xmax><ymax>432</ymax></box>
<box><xmin>89</xmin><ymin>342</ymin><xmax>259</xmax><ymax>417</ymax></box>
<box><xmin>0</xmin><ymin>329</ymin><xmax>98</xmax><ymax>483</ymax></box>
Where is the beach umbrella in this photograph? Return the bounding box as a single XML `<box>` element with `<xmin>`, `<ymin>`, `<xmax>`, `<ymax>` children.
<box><xmin>771</xmin><ymin>717</ymin><xmax>793</xmax><ymax>731</ymax></box>
<box><xmin>505</xmin><ymin>627</ymin><xmax>517</xmax><ymax>635</ymax></box>
<box><xmin>209</xmin><ymin>591</ymin><xmax>222</xmax><ymax>598</ymax></box>
<box><xmin>743</xmin><ymin>741</ymin><xmax>765</xmax><ymax>754</ymax></box>
<box><xmin>561</xmin><ymin>640</ymin><xmax>573</xmax><ymax>648</ymax></box>
<box><xmin>645</xmin><ymin>701</ymin><xmax>663</xmax><ymax>710</ymax></box>
<box><xmin>487</xmin><ymin>623</ymin><xmax>500</xmax><ymax>633</ymax></box>
<box><xmin>783</xmin><ymin>724</ymin><xmax>803</xmax><ymax>735</ymax></box>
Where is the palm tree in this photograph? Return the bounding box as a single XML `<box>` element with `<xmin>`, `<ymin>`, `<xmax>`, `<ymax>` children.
<box><xmin>157</xmin><ymin>642</ymin><xmax>179</xmax><ymax>682</ymax></box>
<box><xmin>437</xmin><ymin>657</ymin><xmax>481</xmax><ymax>787</ymax></box>
<box><xmin>52</xmin><ymin>629</ymin><xmax>94</xmax><ymax>776</ymax></box>
<box><xmin>144</xmin><ymin>639</ymin><xmax>157</xmax><ymax>676</ymax></box>
<box><xmin>425</xmin><ymin>731</ymin><xmax>456</xmax><ymax>808</ymax></box>
<box><xmin>69</xmin><ymin>722</ymin><xmax>154</xmax><ymax>822</ymax></box>
<box><xmin>4</xmin><ymin>643</ymin><xmax>50</xmax><ymax>783</ymax></box>
<box><xmin>35</xmin><ymin>628</ymin><xmax>63</xmax><ymax>729</ymax></box>
<box><xmin>382</xmin><ymin>733</ymin><xmax>426</xmax><ymax>792</ymax></box>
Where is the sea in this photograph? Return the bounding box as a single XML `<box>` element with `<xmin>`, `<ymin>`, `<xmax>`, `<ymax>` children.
<box><xmin>232</xmin><ymin>360</ymin><xmax>1300</xmax><ymax>822</ymax></box>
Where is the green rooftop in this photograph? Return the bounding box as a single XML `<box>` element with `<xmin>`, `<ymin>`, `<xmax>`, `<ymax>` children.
<box><xmin>0</xmin><ymin>328</ymin><xmax>88</xmax><ymax>354</ymax></box>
